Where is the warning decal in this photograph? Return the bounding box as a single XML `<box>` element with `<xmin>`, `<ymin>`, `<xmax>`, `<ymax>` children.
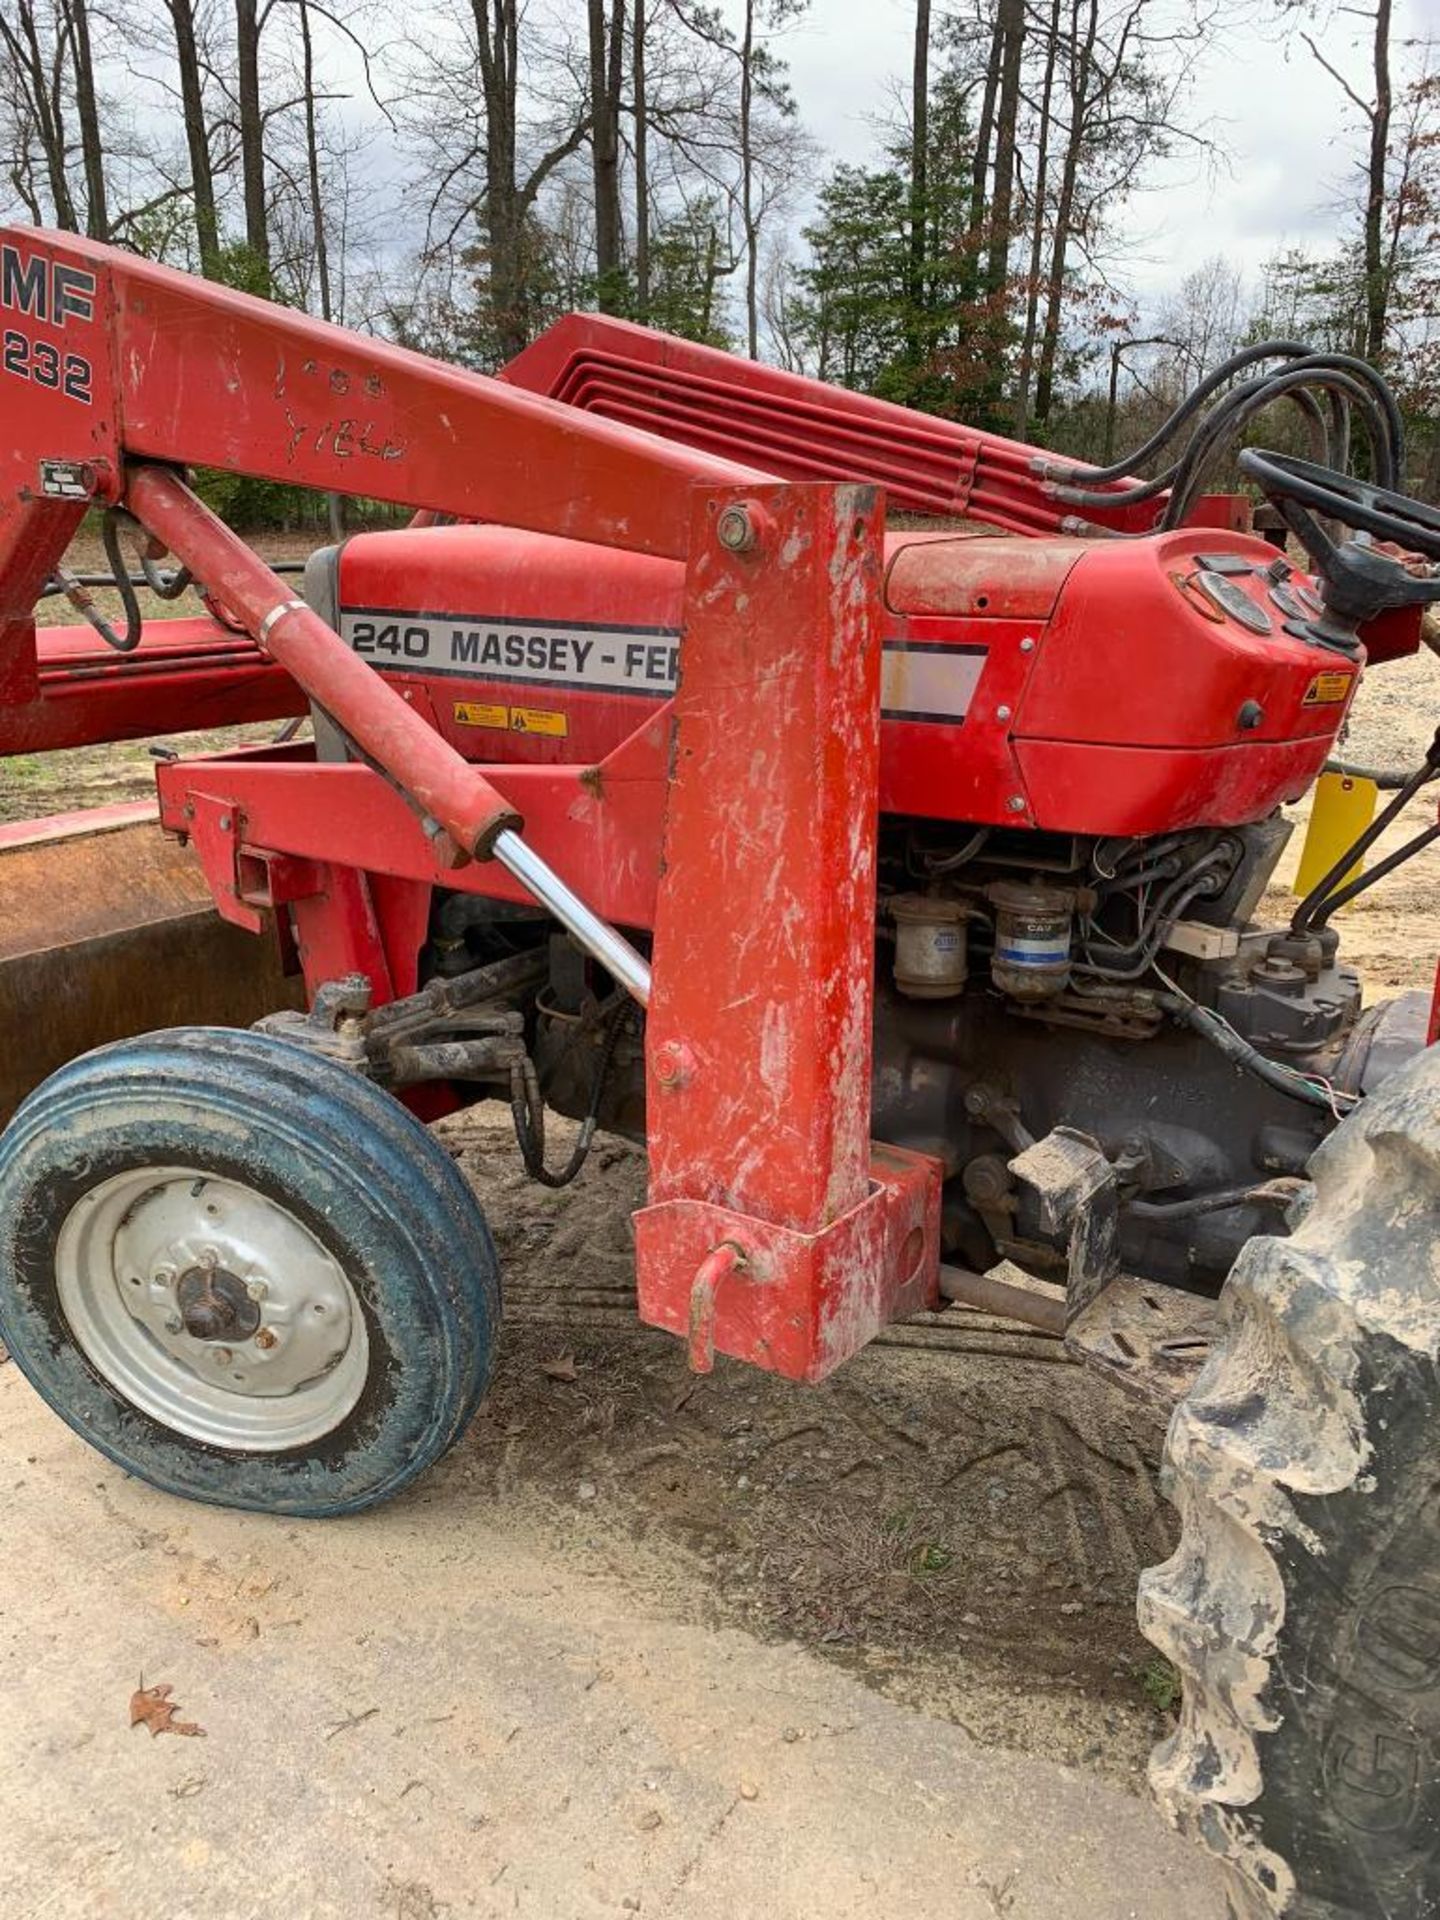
<box><xmin>1302</xmin><ymin>670</ymin><xmax>1354</xmax><ymax>707</ymax></box>
<box><xmin>453</xmin><ymin>700</ymin><xmax>569</xmax><ymax>738</ymax></box>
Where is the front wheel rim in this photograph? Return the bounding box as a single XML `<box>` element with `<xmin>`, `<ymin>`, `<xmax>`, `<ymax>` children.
<box><xmin>54</xmin><ymin>1165</ymin><xmax>370</xmax><ymax>1452</ymax></box>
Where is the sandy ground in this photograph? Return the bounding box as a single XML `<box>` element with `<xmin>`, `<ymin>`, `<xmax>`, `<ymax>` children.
<box><xmin>0</xmin><ymin>1352</ymin><xmax>1225</xmax><ymax>1920</ymax></box>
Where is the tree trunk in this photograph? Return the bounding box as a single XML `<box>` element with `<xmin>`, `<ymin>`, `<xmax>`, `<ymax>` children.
<box><xmin>166</xmin><ymin>0</ymin><xmax>221</xmax><ymax>273</ymax></box>
<box><xmin>1013</xmin><ymin>0</ymin><xmax>1061</xmax><ymax>433</ymax></box>
<box><xmin>984</xmin><ymin>0</ymin><xmax>1025</xmax><ymax>300</ymax></box>
<box><xmin>66</xmin><ymin>0</ymin><xmax>108</xmax><ymax>239</ymax></box>
<box><xmin>633</xmin><ymin>0</ymin><xmax>649</xmax><ymax>318</ymax></box>
<box><xmin>741</xmin><ymin>0</ymin><xmax>758</xmax><ymax>358</ymax></box>
<box><xmin>1034</xmin><ymin>0</ymin><xmax>1096</xmax><ymax>425</ymax></box>
<box><xmin>907</xmin><ymin>0</ymin><xmax>931</xmax><ymax>358</ymax></box>
<box><xmin>298</xmin><ymin>2</ymin><xmax>332</xmax><ymax>320</ymax></box>
<box><xmin>4</xmin><ymin>1</ymin><xmax>79</xmax><ymax>230</ymax></box>
<box><xmin>588</xmin><ymin>0</ymin><xmax>626</xmax><ymax>307</ymax></box>
<box><xmin>1363</xmin><ymin>0</ymin><xmax>1392</xmax><ymax>360</ymax></box>
<box><xmin>969</xmin><ymin>11</ymin><xmax>1003</xmax><ymax>247</ymax></box>
<box><xmin>235</xmin><ymin>0</ymin><xmax>270</xmax><ymax>271</ymax></box>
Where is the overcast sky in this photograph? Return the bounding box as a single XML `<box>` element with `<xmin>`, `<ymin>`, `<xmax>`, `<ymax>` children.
<box><xmin>747</xmin><ymin>0</ymin><xmax>1438</xmax><ymax>317</ymax></box>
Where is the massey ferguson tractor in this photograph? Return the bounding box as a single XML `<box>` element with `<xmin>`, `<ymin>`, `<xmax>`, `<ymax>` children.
<box><xmin>3</xmin><ymin>227</ymin><xmax>1440</xmax><ymax>1918</ymax></box>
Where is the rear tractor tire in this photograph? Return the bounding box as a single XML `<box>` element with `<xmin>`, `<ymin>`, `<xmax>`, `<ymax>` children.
<box><xmin>1140</xmin><ymin>1044</ymin><xmax>1440</xmax><ymax>1917</ymax></box>
<box><xmin>0</xmin><ymin>1028</ymin><xmax>500</xmax><ymax>1517</ymax></box>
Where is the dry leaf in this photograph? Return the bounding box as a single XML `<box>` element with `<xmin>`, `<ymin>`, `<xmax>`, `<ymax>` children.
<box><xmin>130</xmin><ymin>1681</ymin><xmax>206</xmax><ymax>1739</ymax></box>
<box><xmin>540</xmin><ymin>1353</ymin><xmax>579</xmax><ymax>1383</ymax></box>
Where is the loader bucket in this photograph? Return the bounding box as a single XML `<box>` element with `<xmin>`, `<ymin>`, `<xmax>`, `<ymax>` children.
<box><xmin>0</xmin><ymin>803</ymin><xmax>301</xmax><ymax>1125</ymax></box>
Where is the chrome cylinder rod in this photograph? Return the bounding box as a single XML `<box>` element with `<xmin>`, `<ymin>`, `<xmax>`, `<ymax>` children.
<box><xmin>493</xmin><ymin>829</ymin><xmax>652</xmax><ymax>1008</ymax></box>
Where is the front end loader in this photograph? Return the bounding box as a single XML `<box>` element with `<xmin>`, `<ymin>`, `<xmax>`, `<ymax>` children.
<box><xmin>4</xmin><ymin>226</ymin><xmax>1440</xmax><ymax>1917</ymax></box>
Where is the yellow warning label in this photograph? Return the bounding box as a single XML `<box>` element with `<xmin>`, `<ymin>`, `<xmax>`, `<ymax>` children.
<box><xmin>453</xmin><ymin>701</ymin><xmax>509</xmax><ymax>729</ymax></box>
<box><xmin>1302</xmin><ymin>670</ymin><xmax>1353</xmax><ymax>707</ymax></box>
<box><xmin>509</xmin><ymin>706</ymin><xmax>568</xmax><ymax>738</ymax></box>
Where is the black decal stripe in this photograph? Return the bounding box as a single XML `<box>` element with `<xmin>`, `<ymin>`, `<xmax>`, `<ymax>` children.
<box><xmin>341</xmin><ymin>604</ymin><xmax>682</xmax><ymax>639</ymax></box>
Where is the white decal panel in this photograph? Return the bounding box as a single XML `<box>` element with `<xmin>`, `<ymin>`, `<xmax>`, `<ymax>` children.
<box><xmin>339</xmin><ymin>610</ymin><xmax>987</xmax><ymax>723</ymax></box>
<box><xmin>340</xmin><ymin>610</ymin><xmax>679</xmax><ymax>697</ymax></box>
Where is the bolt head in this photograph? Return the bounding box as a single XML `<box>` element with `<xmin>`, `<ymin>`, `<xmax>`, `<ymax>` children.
<box><xmin>1019</xmin><ymin>637</ymin><xmax>1036</xmax><ymax>654</ymax></box>
<box><xmin>716</xmin><ymin>504</ymin><xmax>757</xmax><ymax>553</ymax></box>
<box><xmin>211</xmin><ymin>1347</ymin><xmax>234</xmax><ymax>1366</ymax></box>
<box><xmin>246</xmin><ymin>1278</ymin><xmax>268</xmax><ymax>1301</ymax></box>
<box><xmin>154</xmin><ymin>1265</ymin><xmax>176</xmax><ymax>1287</ymax></box>
<box><xmin>1006</xmin><ymin>795</ymin><xmax>1026</xmax><ymax>813</ymax></box>
<box><xmin>996</xmin><ymin>704</ymin><xmax>1012</xmax><ymax>721</ymax></box>
<box><xmin>254</xmin><ymin>1327</ymin><xmax>278</xmax><ymax>1351</ymax></box>
<box><xmin>164</xmin><ymin>1315</ymin><xmax>184</xmax><ymax>1335</ymax></box>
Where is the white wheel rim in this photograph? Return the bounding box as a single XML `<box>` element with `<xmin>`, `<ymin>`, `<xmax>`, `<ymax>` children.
<box><xmin>55</xmin><ymin>1166</ymin><xmax>370</xmax><ymax>1452</ymax></box>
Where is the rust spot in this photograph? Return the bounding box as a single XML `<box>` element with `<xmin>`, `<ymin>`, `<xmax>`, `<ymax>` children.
<box><xmin>578</xmin><ymin>765</ymin><xmax>605</xmax><ymax>799</ymax></box>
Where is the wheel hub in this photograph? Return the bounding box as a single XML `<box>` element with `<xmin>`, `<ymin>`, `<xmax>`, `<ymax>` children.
<box><xmin>175</xmin><ymin>1263</ymin><xmax>261</xmax><ymax>1342</ymax></box>
<box><xmin>54</xmin><ymin>1166</ymin><xmax>369</xmax><ymax>1451</ymax></box>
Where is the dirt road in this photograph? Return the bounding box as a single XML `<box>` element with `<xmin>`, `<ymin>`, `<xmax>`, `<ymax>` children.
<box><xmin>0</xmin><ymin>1308</ymin><xmax>1225</xmax><ymax>1920</ymax></box>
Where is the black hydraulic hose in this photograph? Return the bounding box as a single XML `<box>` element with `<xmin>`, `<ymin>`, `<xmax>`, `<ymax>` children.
<box><xmin>1308</xmin><ymin>821</ymin><xmax>1440</xmax><ymax>927</ymax></box>
<box><xmin>1044</xmin><ymin>344</ymin><xmax>1403</xmax><ymax>530</ymax></box>
<box><xmin>1160</xmin><ymin>994</ymin><xmax>1357</xmax><ymax>1112</ymax></box>
<box><xmin>1161</xmin><ymin>365</ymin><xmax>1397</xmax><ymax>530</ymax></box>
<box><xmin>1129</xmin><ymin>1181</ymin><xmax>1302</xmax><ymax>1221</ymax></box>
<box><xmin>94</xmin><ymin>509</ymin><xmax>145</xmax><ymax>651</ymax></box>
<box><xmin>1053</xmin><ymin>384</ymin><xmax>1336</xmax><ymax>516</ymax></box>
<box><xmin>139</xmin><ymin>549</ymin><xmax>193</xmax><ymax>600</ymax></box>
<box><xmin>1047</xmin><ymin>340</ymin><xmax>1319</xmax><ymax>487</ymax></box>
<box><xmin>1292</xmin><ymin>743</ymin><xmax>1440</xmax><ymax>934</ymax></box>
<box><xmin>1078</xmin><ymin>852</ymin><xmax>1230</xmax><ymax>974</ymax></box>
<box><xmin>510</xmin><ymin>999</ymin><xmax>630</xmax><ymax>1190</ymax></box>
<box><xmin>1323</xmin><ymin>758</ymin><xmax>1412</xmax><ymax>790</ymax></box>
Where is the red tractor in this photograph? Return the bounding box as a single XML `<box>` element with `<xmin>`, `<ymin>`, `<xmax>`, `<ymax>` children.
<box><xmin>3</xmin><ymin>227</ymin><xmax>1440</xmax><ymax>1918</ymax></box>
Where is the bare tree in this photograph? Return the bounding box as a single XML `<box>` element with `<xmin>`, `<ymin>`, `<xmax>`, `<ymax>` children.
<box><xmin>908</xmin><ymin>0</ymin><xmax>930</xmax><ymax>352</ymax></box>
<box><xmin>0</xmin><ymin>0</ymin><xmax>80</xmax><ymax>229</ymax></box>
<box><xmin>235</xmin><ymin>0</ymin><xmax>270</xmax><ymax>270</ymax></box>
<box><xmin>668</xmin><ymin>0</ymin><xmax>810</xmax><ymax>358</ymax></box>
<box><xmin>588</xmin><ymin>0</ymin><xmax>626</xmax><ymax>306</ymax></box>
<box><xmin>163</xmin><ymin>0</ymin><xmax>223</xmax><ymax>271</ymax></box>
<box><xmin>65</xmin><ymin>0</ymin><xmax>107</xmax><ymax>237</ymax></box>
<box><xmin>1285</xmin><ymin>0</ymin><xmax>1395</xmax><ymax>360</ymax></box>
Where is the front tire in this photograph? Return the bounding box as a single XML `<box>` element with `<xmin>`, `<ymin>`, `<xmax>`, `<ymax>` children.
<box><xmin>1139</xmin><ymin>1045</ymin><xmax>1440</xmax><ymax>1917</ymax></box>
<box><xmin>0</xmin><ymin>1028</ymin><xmax>500</xmax><ymax>1516</ymax></box>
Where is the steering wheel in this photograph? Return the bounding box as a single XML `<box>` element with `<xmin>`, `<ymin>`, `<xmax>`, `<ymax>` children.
<box><xmin>1239</xmin><ymin>448</ymin><xmax>1440</xmax><ymax>651</ymax></box>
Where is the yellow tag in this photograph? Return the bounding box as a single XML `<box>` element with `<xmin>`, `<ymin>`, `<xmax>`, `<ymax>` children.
<box><xmin>1302</xmin><ymin>670</ymin><xmax>1353</xmax><ymax>707</ymax></box>
<box><xmin>453</xmin><ymin>701</ymin><xmax>509</xmax><ymax>729</ymax></box>
<box><xmin>509</xmin><ymin>707</ymin><xmax>568</xmax><ymax>738</ymax></box>
<box><xmin>1293</xmin><ymin>772</ymin><xmax>1378</xmax><ymax>902</ymax></box>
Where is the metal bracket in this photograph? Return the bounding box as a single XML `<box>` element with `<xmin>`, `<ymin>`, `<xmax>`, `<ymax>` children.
<box><xmin>1008</xmin><ymin>1126</ymin><xmax>1119</xmax><ymax>1319</ymax></box>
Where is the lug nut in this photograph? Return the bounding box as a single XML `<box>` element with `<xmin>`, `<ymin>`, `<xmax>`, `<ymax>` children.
<box><xmin>254</xmin><ymin>1328</ymin><xmax>278</xmax><ymax>1350</ymax></box>
<box><xmin>164</xmin><ymin>1315</ymin><xmax>183</xmax><ymax>1335</ymax></box>
<box><xmin>211</xmin><ymin>1347</ymin><xmax>234</xmax><ymax>1366</ymax></box>
<box><xmin>246</xmin><ymin>1279</ymin><xmax>268</xmax><ymax>1301</ymax></box>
